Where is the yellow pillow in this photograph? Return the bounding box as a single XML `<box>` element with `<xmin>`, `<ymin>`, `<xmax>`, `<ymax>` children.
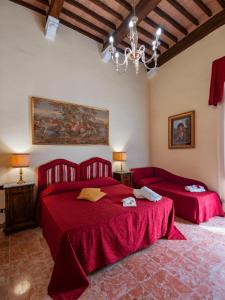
<box><xmin>77</xmin><ymin>188</ymin><xmax>106</xmax><ymax>202</ymax></box>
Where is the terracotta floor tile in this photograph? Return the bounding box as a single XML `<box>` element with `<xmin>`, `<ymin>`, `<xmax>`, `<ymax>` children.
<box><xmin>1</xmin><ymin>216</ymin><xmax>225</xmax><ymax>299</ymax></box>
<box><xmin>118</xmin><ymin>284</ymin><xmax>156</xmax><ymax>300</ymax></box>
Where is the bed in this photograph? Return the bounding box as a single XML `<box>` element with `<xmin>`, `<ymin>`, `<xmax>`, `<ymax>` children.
<box><xmin>38</xmin><ymin>158</ymin><xmax>185</xmax><ymax>300</ymax></box>
<box><xmin>131</xmin><ymin>167</ymin><xmax>224</xmax><ymax>224</ymax></box>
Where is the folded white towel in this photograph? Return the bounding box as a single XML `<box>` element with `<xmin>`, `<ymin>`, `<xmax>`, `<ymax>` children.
<box><xmin>133</xmin><ymin>189</ymin><xmax>145</xmax><ymax>199</ymax></box>
<box><xmin>140</xmin><ymin>186</ymin><xmax>162</xmax><ymax>202</ymax></box>
<box><xmin>133</xmin><ymin>187</ymin><xmax>162</xmax><ymax>202</ymax></box>
<box><xmin>121</xmin><ymin>197</ymin><xmax>137</xmax><ymax>207</ymax></box>
<box><xmin>185</xmin><ymin>185</ymin><xmax>206</xmax><ymax>193</ymax></box>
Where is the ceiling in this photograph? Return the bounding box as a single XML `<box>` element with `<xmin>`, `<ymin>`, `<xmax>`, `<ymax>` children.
<box><xmin>9</xmin><ymin>0</ymin><xmax>225</xmax><ymax>66</ymax></box>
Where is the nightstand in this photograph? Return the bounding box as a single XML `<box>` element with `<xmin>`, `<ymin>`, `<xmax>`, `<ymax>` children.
<box><xmin>4</xmin><ymin>183</ymin><xmax>36</xmax><ymax>235</ymax></box>
<box><xmin>113</xmin><ymin>172</ymin><xmax>133</xmax><ymax>187</ymax></box>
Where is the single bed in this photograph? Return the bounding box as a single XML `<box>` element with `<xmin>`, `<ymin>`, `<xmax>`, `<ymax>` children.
<box><xmin>38</xmin><ymin>158</ymin><xmax>185</xmax><ymax>300</ymax></box>
<box><xmin>131</xmin><ymin>167</ymin><xmax>224</xmax><ymax>224</ymax></box>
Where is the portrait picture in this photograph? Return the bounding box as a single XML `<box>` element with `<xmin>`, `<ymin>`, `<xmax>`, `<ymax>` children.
<box><xmin>168</xmin><ymin>111</ymin><xmax>195</xmax><ymax>149</ymax></box>
<box><xmin>31</xmin><ymin>97</ymin><xmax>109</xmax><ymax>145</ymax></box>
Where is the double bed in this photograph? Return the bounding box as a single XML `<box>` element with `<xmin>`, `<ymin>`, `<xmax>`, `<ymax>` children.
<box><xmin>38</xmin><ymin>157</ymin><xmax>184</xmax><ymax>300</ymax></box>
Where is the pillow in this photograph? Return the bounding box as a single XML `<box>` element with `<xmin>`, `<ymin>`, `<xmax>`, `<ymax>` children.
<box><xmin>77</xmin><ymin>188</ymin><xmax>106</xmax><ymax>202</ymax></box>
<box><xmin>137</xmin><ymin>177</ymin><xmax>163</xmax><ymax>187</ymax></box>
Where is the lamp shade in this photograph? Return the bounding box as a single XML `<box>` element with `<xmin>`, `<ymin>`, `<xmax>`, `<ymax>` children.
<box><xmin>112</xmin><ymin>151</ymin><xmax>127</xmax><ymax>162</ymax></box>
<box><xmin>11</xmin><ymin>153</ymin><xmax>30</xmax><ymax>168</ymax></box>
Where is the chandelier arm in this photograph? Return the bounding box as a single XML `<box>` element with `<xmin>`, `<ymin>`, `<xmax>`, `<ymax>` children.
<box><xmin>138</xmin><ymin>45</ymin><xmax>145</xmax><ymax>53</ymax></box>
<box><xmin>142</xmin><ymin>55</ymin><xmax>154</xmax><ymax>64</ymax></box>
<box><xmin>142</xmin><ymin>56</ymin><xmax>158</xmax><ymax>71</ymax></box>
<box><xmin>111</xmin><ymin>48</ymin><xmax>131</xmax><ymax>66</ymax></box>
<box><xmin>111</xmin><ymin>55</ymin><xmax>126</xmax><ymax>66</ymax></box>
<box><xmin>143</xmin><ymin>61</ymin><xmax>155</xmax><ymax>71</ymax></box>
<box><xmin>139</xmin><ymin>44</ymin><xmax>158</xmax><ymax>67</ymax></box>
<box><xmin>113</xmin><ymin>59</ymin><xmax>129</xmax><ymax>74</ymax></box>
<box><xmin>118</xmin><ymin>62</ymin><xmax>129</xmax><ymax>74</ymax></box>
<box><xmin>143</xmin><ymin>51</ymin><xmax>159</xmax><ymax>64</ymax></box>
<box><xmin>141</xmin><ymin>50</ymin><xmax>158</xmax><ymax>70</ymax></box>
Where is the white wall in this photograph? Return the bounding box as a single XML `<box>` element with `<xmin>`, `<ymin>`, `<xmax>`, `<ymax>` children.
<box><xmin>149</xmin><ymin>25</ymin><xmax>225</xmax><ymax>192</ymax></box>
<box><xmin>0</xmin><ymin>0</ymin><xmax>150</xmax><ymax>189</ymax></box>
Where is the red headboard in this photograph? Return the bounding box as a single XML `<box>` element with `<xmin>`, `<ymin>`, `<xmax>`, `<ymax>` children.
<box><xmin>38</xmin><ymin>159</ymin><xmax>80</xmax><ymax>192</ymax></box>
<box><xmin>80</xmin><ymin>157</ymin><xmax>112</xmax><ymax>180</ymax></box>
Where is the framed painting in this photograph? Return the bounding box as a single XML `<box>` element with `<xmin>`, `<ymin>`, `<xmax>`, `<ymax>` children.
<box><xmin>31</xmin><ymin>97</ymin><xmax>109</xmax><ymax>145</ymax></box>
<box><xmin>168</xmin><ymin>111</ymin><xmax>195</xmax><ymax>149</ymax></box>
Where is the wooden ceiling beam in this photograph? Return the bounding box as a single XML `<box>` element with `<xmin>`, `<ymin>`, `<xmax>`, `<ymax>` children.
<box><xmin>60</xmin><ymin>19</ymin><xmax>103</xmax><ymax>43</ymax></box>
<box><xmin>137</xmin><ymin>26</ymin><xmax>169</xmax><ymax>49</ymax></box>
<box><xmin>149</xmin><ymin>8</ymin><xmax>225</xmax><ymax>67</ymax></box>
<box><xmin>114</xmin><ymin>0</ymin><xmax>132</xmax><ymax>11</ymax></box>
<box><xmin>154</xmin><ymin>7</ymin><xmax>188</xmax><ymax>35</ymax></box>
<box><xmin>103</xmin><ymin>0</ymin><xmax>162</xmax><ymax>50</ymax></box>
<box><xmin>115</xmin><ymin>0</ymin><xmax>178</xmax><ymax>46</ymax></box>
<box><xmin>193</xmin><ymin>0</ymin><xmax>212</xmax><ymax>17</ymax></box>
<box><xmin>91</xmin><ymin>0</ymin><xmax>123</xmax><ymax>21</ymax></box>
<box><xmin>48</xmin><ymin>0</ymin><xmax>64</xmax><ymax>18</ymax></box>
<box><xmin>64</xmin><ymin>0</ymin><xmax>116</xmax><ymax>30</ymax></box>
<box><xmin>217</xmin><ymin>0</ymin><xmax>225</xmax><ymax>8</ymax></box>
<box><xmin>37</xmin><ymin>0</ymin><xmax>49</xmax><ymax>5</ymax></box>
<box><xmin>9</xmin><ymin>0</ymin><xmax>46</xmax><ymax>15</ymax></box>
<box><xmin>119</xmin><ymin>1</ymin><xmax>178</xmax><ymax>44</ymax></box>
<box><xmin>61</xmin><ymin>8</ymin><xmax>108</xmax><ymax>36</ymax></box>
<box><xmin>167</xmin><ymin>0</ymin><xmax>199</xmax><ymax>26</ymax></box>
<box><xmin>144</xmin><ymin>17</ymin><xmax>177</xmax><ymax>42</ymax></box>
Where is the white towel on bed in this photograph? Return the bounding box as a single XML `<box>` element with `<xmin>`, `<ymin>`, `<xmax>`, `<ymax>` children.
<box><xmin>133</xmin><ymin>189</ymin><xmax>144</xmax><ymax>199</ymax></box>
<box><xmin>185</xmin><ymin>185</ymin><xmax>206</xmax><ymax>192</ymax></box>
<box><xmin>140</xmin><ymin>186</ymin><xmax>162</xmax><ymax>202</ymax></box>
<box><xmin>122</xmin><ymin>197</ymin><xmax>137</xmax><ymax>207</ymax></box>
<box><xmin>133</xmin><ymin>187</ymin><xmax>162</xmax><ymax>202</ymax></box>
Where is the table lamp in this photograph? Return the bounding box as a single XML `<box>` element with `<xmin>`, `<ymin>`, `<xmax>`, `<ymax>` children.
<box><xmin>113</xmin><ymin>151</ymin><xmax>127</xmax><ymax>172</ymax></box>
<box><xmin>11</xmin><ymin>153</ymin><xmax>30</xmax><ymax>184</ymax></box>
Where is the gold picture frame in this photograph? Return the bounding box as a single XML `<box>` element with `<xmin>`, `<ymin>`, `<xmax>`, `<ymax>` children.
<box><xmin>168</xmin><ymin>111</ymin><xmax>195</xmax><ymax>149</ymax></box>
<box><xmin>31</xmin><ymin>97</ymin><xmax>109</xmax><ymax>145</ymax></box>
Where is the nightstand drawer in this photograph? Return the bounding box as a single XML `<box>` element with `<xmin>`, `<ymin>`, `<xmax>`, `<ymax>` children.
<box><xmin>4</xmin><ymin>184</ymin><xmax>36</xmax><ymax>234</ymax></box>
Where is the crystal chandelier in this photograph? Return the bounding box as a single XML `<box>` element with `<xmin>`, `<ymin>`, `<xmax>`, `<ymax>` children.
<box><xmin>108</xmin><ymin>4</ymin><xmax>162</xmax><ymax>74</ymax></box>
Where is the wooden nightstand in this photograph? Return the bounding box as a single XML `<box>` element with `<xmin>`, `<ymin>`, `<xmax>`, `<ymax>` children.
<box><xmin>4</xmin><ymin>183</ymin><xmax>36</xmax><ymax>235</ymax></box>
<box><xmin>113</xmin><ymin>172</ymin><xmax>133</xmax><ymax>187</ymax></box>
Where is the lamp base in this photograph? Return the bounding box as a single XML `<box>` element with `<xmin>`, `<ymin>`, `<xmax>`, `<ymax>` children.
<box><xmin>17</xmin><ymin>179</ymin><xmax>26</xmax><ymax>185</ymax></box>
<box><xmin>17</xmin><ymin>168</ymin><xmax>25</xmax><ymax>184</ymax></box>
<box><xmin>120</xmin><ymin>161</ymin><xmax>123</xmax><ymax>172</ymax></box>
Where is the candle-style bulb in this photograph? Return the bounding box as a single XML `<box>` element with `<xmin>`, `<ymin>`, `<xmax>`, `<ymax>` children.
<box><xmin>129</xmin><ymin>20</ymin><xmax>134</xmax><ymax>28</ymax></box>
<box><xmin>156</xmin><ymin>28</ymin><xmax>162</xmax><ymax>36</ymax></box>
<box><xmin>109</xmin><ymin>36</ymin><xmax>114</xmax><ymax>43</ymax></box>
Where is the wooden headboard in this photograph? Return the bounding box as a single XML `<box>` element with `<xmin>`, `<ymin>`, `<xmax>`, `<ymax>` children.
<box><xmin>80</xmin><ymin>157</ymin><xmax>112</xmax><ymax>180</ymax></box>
<box><xmin>38</xmin><ymin>159</ymin><xmax>80</xmax><ymax>192</ymax></box>
<box><xmin>38</xmin><ymin>157</ymin><xmax>112</xmax><ymax>192</ymax></box>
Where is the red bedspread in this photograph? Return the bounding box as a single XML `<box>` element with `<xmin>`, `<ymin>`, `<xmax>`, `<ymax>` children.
<box><xmin>39</xmin><ymin>178</ymin><xmax>184</xmax><ymax>300</ymax></box>
<box><xmin>146</xmin><ymin>181</ymin><xmax>224</xmax><ymax>224</ymax></box>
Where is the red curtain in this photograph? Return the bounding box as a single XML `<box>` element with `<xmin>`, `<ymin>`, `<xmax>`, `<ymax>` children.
<box><xmin>208</xmin><ymin>56</ymin><xmax>225</xmax><ymax>106</ymax></box>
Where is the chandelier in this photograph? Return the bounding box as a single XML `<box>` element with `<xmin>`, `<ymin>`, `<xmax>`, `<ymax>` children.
<box><xmin>108</xmin><ymin>5</ymin><xmax>162</xmax><ymax>74</ymax></box>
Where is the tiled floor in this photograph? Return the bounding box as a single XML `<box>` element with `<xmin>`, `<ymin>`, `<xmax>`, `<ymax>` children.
<box><xmin>1</xmin><ymin>217</ymin><xmax>225</xmax><ymax>300</ymax></box>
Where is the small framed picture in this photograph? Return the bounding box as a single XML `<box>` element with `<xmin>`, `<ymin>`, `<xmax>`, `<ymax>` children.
<box><xmin>168</xmin><ymin>111</ymin><xmax>195</xmax><ymax>149</ymax></box>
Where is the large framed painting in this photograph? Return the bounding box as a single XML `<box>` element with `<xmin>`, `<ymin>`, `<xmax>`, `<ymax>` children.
<box><xmin>31</xmin><ymin>97</ymin><xmax>109</xmax><ymax>145</ymax></box>
<box><xmin>168</xmin><ymin>111</ymin><xmax>195</xmax><ymax>149</ymax></box>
